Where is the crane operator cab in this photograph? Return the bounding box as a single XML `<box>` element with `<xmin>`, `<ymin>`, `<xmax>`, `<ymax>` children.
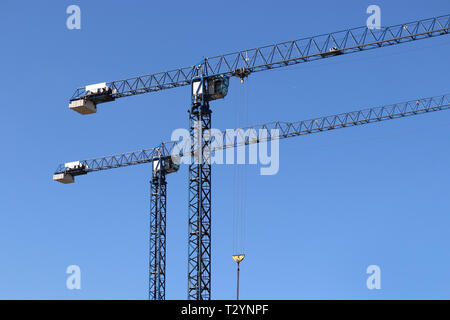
<box><xmin>192</xmin><ymin>76</ymin><xmax>229</xmax><ymax>101</ymax></box>
<box><xmin>152</xmin><ymin>156</ymin><xmax>180</xmax><ymax>177</ymax></box>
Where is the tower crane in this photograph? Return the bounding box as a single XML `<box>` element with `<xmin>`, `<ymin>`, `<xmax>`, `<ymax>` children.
<box><xmin>54</xmin><ymin>93</ymin><xmax>450</xmax><ymax>298</ymax></box>
<box><xmin>55</xmin><ymin>14</ymin><xmax>450</xmax><ymax>300</ymax></box>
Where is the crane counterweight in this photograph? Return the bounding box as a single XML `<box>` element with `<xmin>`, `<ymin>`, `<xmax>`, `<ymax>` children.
<box><xmin>69</xmin><ymin>98</ymin><xmax>97</xmax><ymax>114</ymax></box>
<box><xmin>53</xmin><ymin>172</ymin><xmax>74</xmax><ymax>184</ymax></box>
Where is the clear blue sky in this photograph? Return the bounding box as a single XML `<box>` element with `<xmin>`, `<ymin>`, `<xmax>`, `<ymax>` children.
<box><xmin>1</xmin><ymin>0</ymin><xmax>449</xmax><ymax>300</ymax></box>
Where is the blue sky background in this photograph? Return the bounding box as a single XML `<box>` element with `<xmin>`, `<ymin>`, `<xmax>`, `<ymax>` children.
<box><xmin>1</xmin><ymin>0</ymin><xmax>450</xmax><ymax>299</ymax></box>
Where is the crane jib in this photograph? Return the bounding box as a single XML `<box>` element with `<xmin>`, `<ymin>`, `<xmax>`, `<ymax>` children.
<box><xmin>54</xmin><ymin>93</ymin><xmax>450</xmax><ymax>182</ymax></box>
<box><xmin>68</xmin><ymin>14</ymin><xmax>449</xmax><ymax>104</ymax></box>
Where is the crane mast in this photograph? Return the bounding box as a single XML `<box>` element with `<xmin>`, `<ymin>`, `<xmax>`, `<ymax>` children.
<box><xmin>56</xmin><ymin>14</ymin><xmax>450</xmax><ymax>300</ymax></box>
<box><xmin>188</xmin><ymin>75</ymin><xmax>213</xmax><ymax>300</ymax></box>
<box><xmin>150</xmin><ymin>156</ymin><xmax>169</xmax><ymax>300</ymax></box>
<box><xmin>150</xmin><ymin>168</ymin><xmax>166</xmax><ymax>300</ymax></box>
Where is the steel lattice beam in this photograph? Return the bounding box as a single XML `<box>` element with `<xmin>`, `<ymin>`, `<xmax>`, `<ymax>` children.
<box><xmin>55</xmin><ymin>93</ymin><xmax>450</xmax><ymax>177</ymax></box>
<box><xmin>187</xmin><ymin>78</ymin><xmax>212</xmax><ymax>300</ymax></box>
<box><xmin>149</xmin><ymin>160</ymin><xmax>167</xmax><ymax>300</ymax></box>
<box><xmin>69</xmin><ymin>15</ymin><xmax>449</xmax><ymax>103</ymax></box>
<box><xmin>221</xmin><ymin>94</ymin><xmax>450</xmax><ymax>147</ymax></box>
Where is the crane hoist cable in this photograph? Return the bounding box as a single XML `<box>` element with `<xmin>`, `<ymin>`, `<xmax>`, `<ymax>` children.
<box><xmin>232</xmin><ymin>79</ymin><xmax>249</xmax><ymax>256</ymax></box>
<box><xmin>232</xmin><ymin>78</ymin><xmax>249</xmax><ymax>300</ymax></box>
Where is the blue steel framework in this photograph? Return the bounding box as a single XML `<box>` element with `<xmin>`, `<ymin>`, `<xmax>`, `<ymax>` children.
<box><xmin>188</xmin><ymin>74</ymin><xmax>213</xmax><ymax>300</ymax></box>
<box><xmin>55</xmin><ymin>93</ymin><xmax>450</xmax><ymax>299</ymax></box>
<box><xmin>55</xmin><ymin>94</ymin><xmax>450</xmax><ymax>176</ymax></box>
<box><xmin>70</xmin><ymin>15</ymin><xmax>449</xmax><ymax>103</ymax></box>
<box><xmin>58</xmin><ymin>14</ymin><xmax>450</xmax><ymax>300</ymax></box>
<box><xmin>150</xmin><ymin>156</ymin><xmax>167</xmax><ymax>300</ymax></box>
